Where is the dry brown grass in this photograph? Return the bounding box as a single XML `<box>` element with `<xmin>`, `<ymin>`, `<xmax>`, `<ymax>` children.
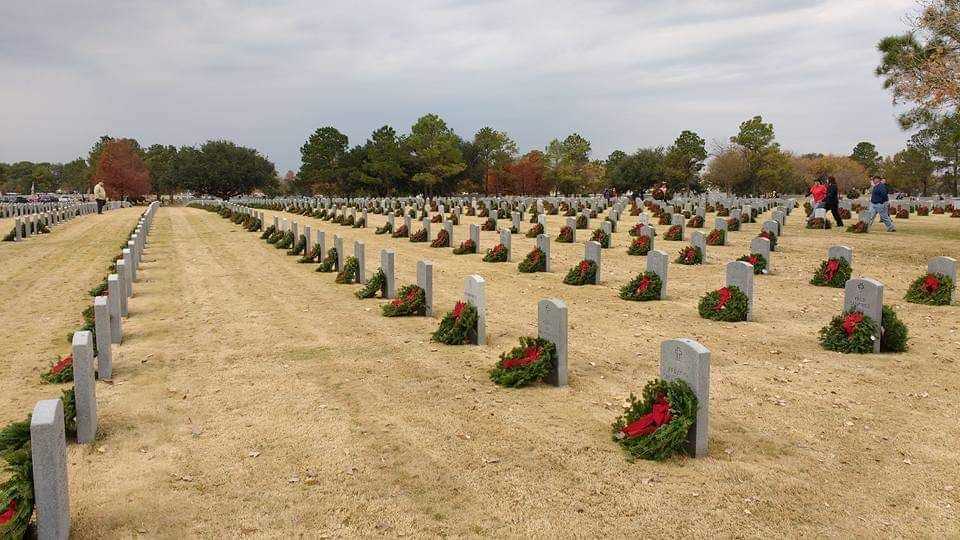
<box><xmin>2</xmin><ymin>205</ymin><xmax>958</xmax><ymax>538</ymax></box>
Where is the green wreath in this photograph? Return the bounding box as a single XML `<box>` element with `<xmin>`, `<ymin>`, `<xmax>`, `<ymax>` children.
<box><xmin>590</xmin><ymin>229</ymin><xmax>610</xmax><ymax>248</ymax></box>
<box><xmin>628</xmin><ymin>235</ymin><xmax>652</xmax><ymax>256</ymax></box>
<box><xmin>576</xmin><ymin>215</ymin><xmax>588</xmax><ymax>229</ymax></box>
<box><xmin>355</xmin><ymin>268</ymin><xmax>386</xmax><ymax>299</ymax></box>
<box><xmin>806</xmin><ymin>218</ymin><xmax>832</xmax><ymax>229</ymax></box>
<box><xmin>316</xmin><ymin>247</ymin><xmax>338</xmax><ymax>273</ymax></box>
<box><xmin>619</xmin><ymin>272</ymin><xmax>662</xmax><ymax>301</ymax></box>
<box><xmin>260</xmin><ymin>224</ymin><xmax>277</xmax><ymax>240</ymax></box>
<box><xmin>298</xmin><ymin>243</ymin><xmax>321</xmax><ymax>263</ymax></box>
<box><xmin>489</xmin><ymin>336</ymin><xmax>557</xmax><ymax>387</ymax></box>
<box><xmin>286</xmin><ymin>235</ymin><xmax>306</xmax><ymax>256</ymax></box>
<box><xmin>518</xmin><ymin>248</ymin><xmax>547</xmax><ymax>273</ymax></box>
<box><xmin>563</xmin><ymin>260</ymin><xmax>598</xmax><ymax>286</ymax></box>
<box><xmin>675</xmin><ymin>245</ymin><xmax>703</xmax><ymax>265</ymax></box>
<box><xmin>391</xmin><ymin>224</ymin><xmax>409</xmax><ymax>238</ymax></box>
<box><xmin>556</xmin><ymin>226</ymin><xmax>574</xmax><ymax>243</ymax></box>
<box><xmin>846</xmin><ymin>221</ymin><xmax>869</xmax><ymax>233</ymax></box>
<box><xmin>905</xmin><ymin>272</ymin><xmax>954</xmax><ymax>305</ymax></box>
<box><xmin>483</xmin><ymin>244</ymin><xmax>509</xmax><ymax>263</ymax></box>
<box><xmin>430</xmin><ymin>229</ymin><xmax>450</xmax><ymax>248</ymax></box>
<box><xmin>0</xmin><ymin>425</ymin><xmax>33</xmax><ymax>539</ymax></box>
<box><xmin>409</xmin><ymin>228</ymin><xmax>428</xmax><ymax>242</ymax></box>
<box><xmin>89</xmin><ymin>279</ymin><xmax>108</xmax><ymax>297</ymax></box>
<box><xmin>664</xmin><ymin>225</ymin><xmax>683</xmax><ymax>241</ymax></box>
<box><xmin>275</xmin><ymin>231</ymin><xmax>295</xmax><ymax>249</ymax></box>
<box><xmin>881</xmin><ymin>305</ymin><xmax>909</xmax><ymax>352</ymax></box>
<box><xmin>698</xmin><ymin>286</ymin><xmax>749</xmax><ymax>321</ymax></box>
<box><xmin>686</xmin><ymin>215</ymin><xmax>704</xmax><ymax>228</ymax></box>
<box><xmin>526</xmin><ymin>223</ymin><xmax>544</xmax><ymax>238</ymax></box>
<box><xmin>40</xmin><ymin>355</ymin><xmax>74</xmax><ymax>384</ymax></box>
<box><xmin>375</xmin><ymin>222</ymin><xmax>393</xmax><ymax>235</ymax></box>
<box><xmin>726</xmin><ymin>218</ymin><xmax>741</xmax><ymax>231</ymax></box>
<box><xmin>810</xmin><ymin>258</ymin><xmax>851</xmax><ymax>288</ymax></box>
<box><xmin>757</xmin><ymin>230</ymin><xmax>777</xmax><ymax>250</ymax></box>
<box><xmin>453</xmin><ymin>239</ymin><xmax>477</xmax><ymax>255</ymax></box>
<box><xmin>737</xmin><ymin>253</ymin><xmax>768</xmax><ymax>275</ymax></box>
<box><xmin>335</xmin><ymin>257</ymin><xmax>360</xmax><ymax>284</ymax></box>
<box><xmin>265</xmin><ymin>228</ymin><xmax>284</xmax><ymax>244</ymax></box>
<box><xmin>481</xmin><ymin>218</ymin><xmax>497</xmax><ymax>231</ymax></box>
<box><xmin>352</xmin><ymin>217</ymin><xmax>365</xmax><ymax>228</ymax></box>
<box><xmin>432</xmin><ymin>301</ymin><xmax>479</xmax><ymax>345</ymax></box>
<box><xmin>612</xmin><ymin>378</ymin><xmax>698</xmax><ymax>461</ymax></box>
<box><xmin>382</xmin><ymin>285</ymin><xmax>426</xmax><ymax>317</ymax></box>
<box><xmin>818</xmin><ymin>309</ymin><xmax>881</xmax><ymax>353</ymax></box>
<box><xmin>706</xmin><ymin>229</ymin><xmax>725</xmax><ymax>246</ymax></box>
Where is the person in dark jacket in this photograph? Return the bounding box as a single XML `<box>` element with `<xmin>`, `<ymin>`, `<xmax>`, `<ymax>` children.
<box><xmin>823</xmin><ymin>176</ymin><xmax>843</xmax><ymax>226</ymax></box>
<box><xmin>866</xmin><ymin>176</ymin><xmax>896</xmax><ymax>232</ymax></box>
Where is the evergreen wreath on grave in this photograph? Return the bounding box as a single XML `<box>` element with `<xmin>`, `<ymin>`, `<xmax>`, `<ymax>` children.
<box><xmin>563</xmin><ymin>260</ymin><xmax>598</xmax><ymax>286</ymax></box>
<box><xmin>664</xmin><ymin>225</ymin><xmax>683</xmax><ymax>241</ymax></box>
<box><xmin>0</xmin><ymin>417</ymin><xmax>33</xmax><ymax>539</ymax></box>
<box><xmin>810</xmin><ymin>257</ymin><xmax>852</xmax><ymax>287</ymax></box>
<box><xmin>489</xmin><ymin>336</ymin><xmax>557</xmax><ymax>388</ymax></box>
<box><xmin>839</xmin><ymin>208</ymin><xmax>852</xmax><ymax>219</ymax></box>
<box><xmin>409</xmin><ymin>227</ymin><xmax>428</xmax><ymax>242</ymax></box>
<box><xmin>448</xmin><ymin>213</ymin><xmax>459</xmax><ymax>225</ymax></box>
<box><xmin>737</xmin><ymin>253</ymin><xmax>768</xmax><ymax>275</ymax></box>
<box><xmin>432</xmin><ymin>301</ymin><xmax>479</xmax><ymax>345</ymax></box>
<box><xmin>342</xmin><ymin>215</ymin><xmax>356</xmax><ymax>227</ymax></box>
<box><xmin>705</xmin><ymin>204</ymin><xmax>716</xmax><ymax>213</ymax></box>
<box><xmin>686</xmin><ymin>215</ymin><xmax>704</xmax><ymax>228</ymax></box>
<box><xmin>557</xmin><ymin>226</ymin><xmax>574</xmax><ymax>243</ymax></box>
<box><xmin>391</xmin><ymin>224</ymin><xmax>409</xmax><ymax>238</ymax></box>
<box><xmin>40</xmin><ymin>355</ymin><xmax>73</xmax><ymax>384</ymax></box>
<box><xmin>480</xmin><ymin>218</ymin><xmax>497</xmax><ymax>231</ymax></box>
<box><xmin>274</xmin><ymin>230</ymin><xmax>294</xmax><ymax>249</ymax></box>
<box><xmin>375</xmin><ymin>222</ymin><xmax>393</xmax><ymax>235</ymax></box>
<box><xmin>657</xmin><ymin>214</ymin><xmax>671</xmax><ymax>225</ymax></box>
<box><xmin>676</xmin><ymin>245</ymin><xmax>703</xmax><ymax>265</ymax></box>
<box><xmin>322</xmin><ymin>212</ymin><xmax>334</xmax><ymax>221</ymax></box>
<box><xmin>314</xmin><ymin>209</ymin><xmax>328</xmax><ymax>219</ymax></box>
<box><xmin>483</xmin><ymin>243</ymin><xmax>509</xmax><ymax>263</ymax></box>
<box><xmin>298</xmin><ymin>243</ymin><xmax>322</xmax><ymax>263</ymax></box>
<box><xmin>952</xmin><ymin>209</ymin><xmax>960</xmax><ymax>217</ymax></box>
<box><xmin>576</xmin><ymin>215</ymin><xmax>588</xmax><ymax>229</ymax></box>
<box><xmin>466</xmin><ymin>206</ymin><xmax>476</xmax><ymax>216</ymax></box>
<box><xmin>933</xmin><ymin>206</ymin><xmax>945</xmax><ymax>214</ymax></box>
<box><xmin>706</xmin><ymin>229</ymin><xmax>725</xmax><ymax>246</ymax></box>
<box><xmin>453</xmin><ymin>239</ymin><xmax>477</xmax><ymax>255</ymax></box>
<box><xmin>478</xmin><ymin>207</ymin><xmax>489</xmax><ymax>218</ymax></box>
<box><xmin>717</xmin><ymin>207</ymin><xmax>730</xmax><ymax>217</ymax></box>
<box><xmin>355</xmin><ymin>268</ymin><xmax>386</xmax><ymax>299</ymax></box>
<box><xmin>698</xmin><ymin>286</ymin><xmax>749</xmax><ymax>322</ymax></box>
<box><xmin>286</xmin><ymin>235</ymin><xmax>307</xmax><ymax>256</ymax></box>
<box><xmin>243</xmin><ymin>216</ymin><xmax>262</xmax><ymax>232</ymax></box>
<box><xmin>335</xmin><ymin>256</ymin><xmax>360</xmax><ymax>284</ymax></box>
<box><xmin>260</xmin><ymin>224</ymin><xmax>277</xmax><ymax>240</ymax></box>
<box><xmin>528</xmin><ymin>210</ymin><xmax>539</xmax><ymax>223</ymax></box>
<box><xmin>429</xmin><ymin>214</ymin><xmax>442</xmax><ymax>224</ymax></box>
<box><xmin>612</xmin><ymin>378</ymin><xmax>698</xmax><ymax>461</ymax></box>
<box><xmin>316</xmin><ymin>248</ymin><xmax>338</xmax><ymax>272</ymax></box>
<box><xmin>806</xmin><ymin>217</ymin><xmax>832</xmax><ymax>229</ymax></box>
<box><xmin>818</xmin><ymin>309</ymin><xmax>881</xmax><ymax>353</ymax></box>
<box><xmin>846</xmin><ymin>221</ymin><xmax>869</xmax><ymax>233</ymax></box>
<box><xmin>266</xmin><ymin>228</ymin><xmax>284</xmax><ymax>244</ymax></box>
<box><xmin>518</xmin><ymin>247</ymin><xmax>547</xmax><ymax>273</ymax></box>
<box><xmin>496</xmin><ymin>209</ymin><xmax>510</xmax><ymax>219</ymax></box>
<box><xmin>382</xmin><ymin>284</ymin><xmax>426</xmax><ymax>317</ymax></box>
<box><xmin>803</xmin><ymin>202</ymin><xmax>813</xmax><ymax>216</ymax></box>
<box><xmin>905</xmin><ymin>272</ymin><xmax>954</xmax><ymax>305</ymax></box>
<box><xmin>564</xmin><ymin>207</ymin><xmax>576</xmax><ymax>217</ymax></box>
<box><xmin>757</xmin><ymin>230</ymin><xmax>778</xmax><ymax>250</ymax></box>
<box><xmin>881</xmin><ymin>305</ymin><xmax>909</xmax><ymax>352</ymax></box>
<box><xmin>619</xmin><ymin>272</ymin><xmax>662</xmax><ymax>301</ymax></box>
<box><xmin>430</xmin><ymin>229</ymin><xmax>450</xmax><ymax>248</ymax></box>
<box><xmin>628</xmin><ymin>223</ymin><xmax>644</xmax><ymax>237</ymax></box>
<box><xmin>917</xmin><ymin>206</ymin><xmax>929</xmax><ymax>216</ymax></box>
<box><xmin>352</xmin><ymin>217</ymin><xmax>365</xmax><ymax>228</ymax></box>
<box><xmin>740</xmin><ymin>212</ymin><xmax>755</xmax><ymax>224</ymax></box>
<box><xmin>895</xmin><ymin>208</ymin><xmax>909</xmax><ymax>219</ymax></box>
<box><xmin>526</xmin><ymin>223</ymin><xmax>544</xmax><ymax>238</ymax></box>
<box><xmin>590</xmin><ymin>228</ymin><xmax>611</xmax><ymax>248</ymax></box>
<box><xmin>726</xmin><ymin>217</ymin><xmax>741</xmax><ymax>231</ymax></box>
<box><xmin>332</xmin><ymin>214</ymin><xmax>344</xmax><ymax>224</ymax></box>
<box><xmin>89</xmin><ymin>279</ymin><xmax>109</xmax><ymax>297</ymax></box>
<box><xmin>627</xmin><ymin>235</ymin><xmax>652</xmax><ymax>256</ymax></box>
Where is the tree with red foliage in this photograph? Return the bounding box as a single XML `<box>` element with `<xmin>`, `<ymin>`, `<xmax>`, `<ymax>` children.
<box><xmin>486</xmin><ymin>150</ymin><xmax>549</xmax><ymax>195</ymax></box>
<box><xmin>92</xmin><ymin>139</ymin><xmax>152</xmax><ymax>199</ymax></box>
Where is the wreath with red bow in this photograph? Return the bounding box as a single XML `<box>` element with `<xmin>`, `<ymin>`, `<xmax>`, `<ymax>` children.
<box><xmin>895</xmin><ymin>208</ymin><xmax>909</xmax><ymax>219</ymax></box>
<box><xmin>590</xmin><ymin>229</ymin><xmax>611</xmax><ymax>248</ymax></box>
<box><xmin>518</xmin><ymin>248</ymin><xmax>547</xmax><ymax>273</ymax></box>
<box><xmin>619</xmin><ymin>271</ymin><xmax>662</xmax><ymax>301</ymax></box>
<box><xmin>698</xmin><ymin>286</ymin><xmax>749</xmax><ymax>321</ymax></box>
<box><xmin>430</xmin><ymin>213</ymin><xmax>443</xmax><ymax>223</ymax></box>
<box><xmin>576</xmin><ymin>215</ymin><xmax>588</xmax><ymax>229</ymax></box>
<box><xmin>810</xmin><ymin>257</ymin><xmax>852</xmax><ymax>288</ymax></box>
<box><xmin>818</xmin><ymin>309</ymin><xmax>881</xmax><ymax>353</ymax></box>
<box><xmin>556</xmin><ymin>226</ymin><xmax>574</xmax><ymax>243</ymax></box>
<box><xmin>391</xmin><ymin>224</ymin><xmax>409</xmax><ymax>238</ymax></box>
<box><xmin>706</xmin><ymin>229</ymin><xmax>725</xmax><ymax>246</ymax></box>
<box><xmin>335</xmin><ymin>257</ymin><xmax>360</xmax><ymax>284</ymax></box>
<box><xmin>432</xmin><ymin>301</ymin><xmax>479</xmax><ymax>345</ymax></box>
<box><xmin>453</xmin><ymin>239</ymin><xmax>477</xmax><ymax>255</ymax></box>
<box><xmin>489</xmin><ymin>336</ymin><xmax>557</xmax><ymax>387</ymax></box>
<box><xmin>612</xmin><ymin>378</ymin><xmax>698</xmax><ymax>461</ymax></box>
<box><xmin>726</xmin><ymin>217</ymin><xmax>741</xmax><ymax>231</ymax></box>
<box><xmin>409</xmin><ymin>228</ymin><xmax>428</xmax><ymax>242</ymax></box>
<box><xmin>686</xmin><ymin>215</ymin><xmax>704</xmax><ymax>228</ymax></box>
<box><xmin>905</xmin><ymin>272</ymin><xmax>954</xmax><ymax>305</ymax></box>
<box><xmin>737</xmin><ymin>253</ymin><xmax>768</xmax><ymax>275</ymax></box>
<box><xmin>430</xmin><ymin>229</ymin><xmax>450</xmax><ymax>248</ymax></box>
<box><xmin>664</xmin><ymin>224</ymin><xmax>683</xmax><ymax>241</ymax></box>
<box><xmin>382</xmin><ymin>285</ymin><xmax>426</xmax><ymax>317</ymax></box>
<box><xmin>355</xmin><ymin>268</ymin><xmax>386</xmax><ymax>299</ymax></box>
<box><xmin>563</xmin><ymin>260</ymin><xmax>598</xmax><ymax>286</ymax></box>
<box><xmin>0</xmin><ymin>417</ymin><xmax>33</xmax><ymax>538</ymax></box>
<box><xmin>375</xmin><ymin>222</ymin><xmax>393</xmax><ymax>235</ymax></box>
<box><xmin>846</xmin><ymin>221</ymin><xmax>868</xmax><ymax>233</ymax></box>
<box><xmin>757</xmin><ymin>230</ymin><xmax>778</xmax><ymax>250</ymax></box>
<box><xmin>481</xmin><ymin>218</ymin><xmax>497</xmax><ymax>231</ymax></box>
<box><xmin>483</xmin><ymin>243</ymin><xmax>509</xmax><ymax>263</ymax></box>
<box><xmin>675</xmin><ymin>245</ymin><xmax>703</xmax><ymax>265</ymax></box>
<box><xmin>628</xmin><ymin>235</ymin><xmax>652</xmax><ymax>256</ymax></box>
<box><xmin>316</xmin><ymin>247</ymin><xmax>337</xmax><ymax>272</ymax></box>
<box><xmin>526</xmin><ymin>223</ymin><xmax>544</xmax><ymax>238</ymax></box>
<box><xmin>40</xmin><ymin>355</ymin><xmax>74</xmax><ymax>384</ymax></box>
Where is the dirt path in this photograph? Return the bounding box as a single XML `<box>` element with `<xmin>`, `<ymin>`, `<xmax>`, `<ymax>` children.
<box><xmin>0</xmin><ymin>207</ymin><xmax>143</xmax><ymax>425</ymax></box>
<box><xmin>51</xmin><ymin>206</ymin><xmax>959</xmax><ymax>538</ymax></box>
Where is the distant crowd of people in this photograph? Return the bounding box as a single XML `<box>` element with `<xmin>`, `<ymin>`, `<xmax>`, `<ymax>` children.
<box><xmin>807</xmin><ymin>176</ymin><xmax>895</xmax><ymax>232</ymax></box>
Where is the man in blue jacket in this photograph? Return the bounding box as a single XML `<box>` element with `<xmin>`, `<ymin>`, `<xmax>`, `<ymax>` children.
<box><xmin>867</xmin><ymin>176</ymin><xmax>896</xmax><ymax>232</ymax></box>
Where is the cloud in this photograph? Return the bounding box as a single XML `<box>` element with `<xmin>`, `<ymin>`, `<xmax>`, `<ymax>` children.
<box><xmin>0</xmin><ymin>0</ymin><xmax>916</xmax><ymax>172</ymax></box>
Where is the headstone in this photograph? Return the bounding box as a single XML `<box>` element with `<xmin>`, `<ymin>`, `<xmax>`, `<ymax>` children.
<box><xmin>512</xmin><ymin>211</ymin><xmax>521</xmax><ymax>232</ymax></box>
<box><xmin>464</xmin><ymin>275</ymin><xmax>486</xmax><ymax>345</ymax></box>
<box><xmin>422</xmin><ymin>218</ymin><xmax>431</xmax><ymax>240</ymax></box>
<box><xmin>93</xmin><ymin>297</ymin><xmax>112</xmax><ymax>380</ymax></box>
<box><xmin>122</xmin><ymin>248</ymin><xmax>134</xmax><ymax>285</ymax></box>
<box><xmin>827</xmin><ymin>245</ymin><xmax>853</xmax><ymax>265</ymax></box>
<box><xmin>659</xmin><ymin>338</ymin><xmax>710</xmax><ymax>458</ymax></box>
<box><xmin>843</xmin><ymin>278</ymin><xmax>884</xmax><ymax>353</ymax></box>
<box><xmin>354</xmin><ymin>241</ymin><xmax>366</xmax><ymax>284</ymax></box>
<box><xmin>750</xmin><ymin>237</ymin><xmax>772</xmax><ymax>273</ymax></box>
<box><xmin>928</xmin><ymin>256</ymin><xmax>958</xmax><ymax>304</ymax></box>
<box><xmin>303</xmin><ymin>225</ymin><xmax>312</xmax><ymax>250</ymax></box>
<box><xmin>691</xmin><ymin>231</ymin><xmax>706</xmax><ymax>260</ymax></box>
<box><xmin>761</xmin><ymin>220</ymin><xmax>780</xmax><ymax>242</ymax></box>
<box><xmin>538</xmin><ymin>299</ymin><xmax>568</xmax><ymax>387</ymax></box>
<box><xmin>646</xmin><ymin>250</ymin><xmax>669</xmax><ymax>300</ymax></box>
<box><xmin>115</xmin><ymin>261</ymin><xmax>129</xmax><ymax>317</ymax></box>
<box><xmin>72</xmin><ymin>331</ymin><xmax>97</xmax><ymax>444</ymax></box>
<box><xmin>404</xmin><ymin>214</ymin><xmax>412</xmax><ymax>233</ymax></box>
<box><xmin>499</xmin><ymin>229</ymin><xmax>512</xmax><ymax>262</ymax></box>
<box><xmin>714</xmin><ymin>217</ymin><xmax>728</xmax><ymax>232</ymax></box>
<box><xmin>601</xmin><ymin>220</ymin><xmax>612</xmax><ymax>236</ymax></box>
<box><xmin>725</xmin><ymin>261</ymin><xmax>754</xmax><ymax>322</ymax></box>
<box><xmin>565</xmin><ymin>217</ymin><xmax>578</xmax><ymax>242</ymax></box>
<box><xmin>536</xmin><ymin>234</ymin><xmax>551</xmax><ymax>272</ymax></box>
<box><xmin>334</xmin><ymin>235</ymin><xmax>344</xmax><ymax>272</ymax></box>
<box><xmin>14</xmin><ymin>217</ymin><xmax>22</xmax><ymax>241</ymax></box>
<box><xmin>30</xmin><ymin>399</ymin><xmax>71</xmax><ymax>538</ymax></box>
<box><xmin>106</xmin><ymin>275</ymin><xmax>123</xmax><ymax>344</ymax></box>
<box><xmin>814</xmin><ymin>208</ymin><xmax>827</xmax><ymax>219</ymax></box>
<box><xmin>381</xmin><ymin>249</ymin><xmax>396</xmax><ymax>298</ymax></box>
<box><xmin>585</xmin><ymin>241</ymin><xmax>602</xmax><ymax>284</ymax></box>
<box><xmin>443</xmin><ymin>220</ymin><xmax>454</xmax><ymax>246</ymax></box>
<box><xmin>417</xmin><ymin>260</ymin><xmax>433</xmax><ymax>317</ymax></box>
<box><xmin>469</xmin><ymin>223</ymin><xmax>480</xmax><ymax>252</ymax></box>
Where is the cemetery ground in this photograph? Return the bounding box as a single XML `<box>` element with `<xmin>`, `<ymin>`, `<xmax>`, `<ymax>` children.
<box><xmin>2</xmin><ymin>206</ymin><xmax>958</xmax><ymax>537</ymax></box>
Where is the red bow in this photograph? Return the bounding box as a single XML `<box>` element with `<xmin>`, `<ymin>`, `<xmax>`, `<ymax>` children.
<box><xmin>714</xmin><ymin>287</ymin><xmax>732</xmax><ymax>311</ymax></box>
<box><xmin>923</xmin><ymin>274</ymin><xmax>940</xmax><ymax>293</ymax></box>
<box><xmin>824</xmin><ymin>259</ymin><xmax>840</xmax><ymax>281</ymax></box>
<box><xmin>579</xmin><ymin>260</ymin><xmax>592</xmax><ymax>275</ymax></box>
<box><xmin>636</xmin><ymin>275</ymin><xmax>652</xmax><ymax>294</ymax></box>
<box><xmin>452</xmin><ymin>301</ymin><xmax>466</xmax><ymax>319</ymax></box>
<box><xmin>684</xmin><ymin>249</ymin><xmax>694</xmax><ymax>262</ymax></box>
<box><xmin>51</xmin><ymin>355</ymin><xmax>73</xmax><ymax>374</ymax></box>
<box><xmin>842</xmin><ymin>312</ymin><xmax>864</xmax><ymax>337</ymax></box>
<box><xmin>748</xmin><ymin>255</ymin><xmax>758</xmax><ymax>266</ymax></box>
<box><xmin>502</xmin><ymin>346</ymin><xmax>543</xmax><ymax>369</ymax></box>
<box><xmin>0</xmin><ymin>499</ymin><xmax>15</xmax><ymax>525</ymax></box>
<box><xmin>621</xmin><ymin>394</ymin><xmax>673</xmax><ymax>438</ymax></box>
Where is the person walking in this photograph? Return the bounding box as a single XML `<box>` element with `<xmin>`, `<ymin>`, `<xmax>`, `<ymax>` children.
<box><xmin>93</xmin><ymin>181</ymin><xmax>107</xmax><ymax>214</ymax></box>
<box><xmin>823</xmin><ymin>176</ymin><xmax>843</xmax><ymax>227</ymax></box>
<box><xmin>866</xmin><ymin>176</ymin><xmax>896</xmax><ymax>232</ymax></box>
<box><xmin>806</xmin><ymin>178</ymin><xmax>826</xmax><ymax>221</ymax></box>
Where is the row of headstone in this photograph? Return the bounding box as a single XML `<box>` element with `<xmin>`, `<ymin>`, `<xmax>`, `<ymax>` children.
<box><xmin>9</xmin><ymin>202</ymin><xmax>105</xmax><ymax>242</ymax></box>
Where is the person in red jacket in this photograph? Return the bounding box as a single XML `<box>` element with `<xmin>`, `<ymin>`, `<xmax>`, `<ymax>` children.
<box><xmin>807</xmin><ymin>178</ymin><xmax>827</xmax><ymax>220</ymax></box>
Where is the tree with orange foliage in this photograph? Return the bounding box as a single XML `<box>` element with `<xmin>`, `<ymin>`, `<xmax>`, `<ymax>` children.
<box><xmin>486</xmin><ymin>150</ymin><xmax>550</xmax><ymax>195</ymax></box>
<box><xmin>92</xmin><ymin>139</ymin><xmax>152</xmax><ymax>199</ymax></box>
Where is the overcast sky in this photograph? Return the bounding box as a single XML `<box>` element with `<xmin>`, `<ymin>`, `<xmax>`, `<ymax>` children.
<box><xmin>0</xmin><ymin>0</ymin><xmax>917</xmax><ymax>173</ymax></box>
